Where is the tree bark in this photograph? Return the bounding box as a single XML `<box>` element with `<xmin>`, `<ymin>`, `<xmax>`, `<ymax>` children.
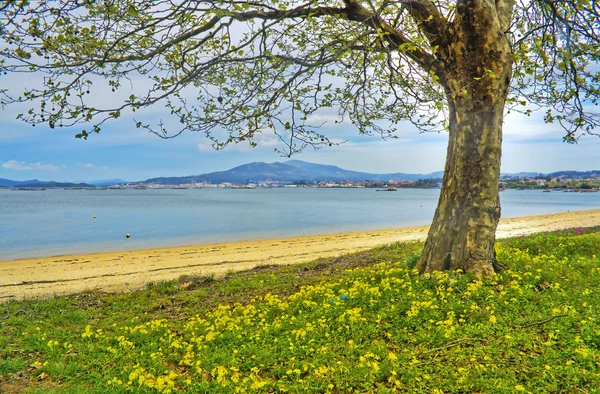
<box><xmin>416</xmin><ymin>98</ymin><xmax>505</xmax><ymax>278</ymax></box>
<box><xmin>415</xmin><ymin>2</ymin><xmax>513</xmax><ymax>278</ymax></box>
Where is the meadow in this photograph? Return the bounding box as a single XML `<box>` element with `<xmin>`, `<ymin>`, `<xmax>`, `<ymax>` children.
<box><xmin>1</xmin><ymin>228</ymin><xmax>599</xmax><ymax>393</ymax></box>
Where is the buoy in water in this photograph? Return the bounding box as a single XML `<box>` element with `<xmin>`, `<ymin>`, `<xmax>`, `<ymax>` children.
<box><xmin>93</xmin><ymin>215</ymin><xmax>96</xmax><ymax>219</ymax></box>
<box><xmin>126</xmin><ymin>234</ymin><xmax>130</xmax><ymax>238</ymax></box>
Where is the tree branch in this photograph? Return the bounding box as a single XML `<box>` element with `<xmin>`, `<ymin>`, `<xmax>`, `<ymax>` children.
<box><xmin>342</xmin><ymin>0</ymin><xmax>440</xmax><ymax>74</ymax></box>
<box><xmin>398</xmin><ymin>0</ymin><xmax>449</xmax><ymax>48</ymax></box>
<box><xmin>225</xmin><ymin>4</ymin><xmax>349</xmax><ymax>21</ymax></box>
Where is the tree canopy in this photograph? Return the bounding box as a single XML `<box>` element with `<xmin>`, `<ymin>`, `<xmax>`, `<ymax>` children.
<box><xmin>1</xmin><ymin>0</ymin><xmax>598</xmax><ymax>154</ymax></box>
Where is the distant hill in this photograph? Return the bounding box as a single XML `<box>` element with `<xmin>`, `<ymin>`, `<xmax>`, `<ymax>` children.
<box><xmin>500</xmin><ymin>170</ymin><xmax>600</xmax><ymax>180</ymax></box>
<box><xmin>0</xmin><ymin>178</ymin><xmax>40</xmax><ymax>187</ymax></box>
<box><xmin>285</xmin><ymin>160</ymin><xmax>444</xmax><ymax>182</ymax></box>
<box><xmin>501</xmin><ymin>172</ymin><xmax>542</xmax><ymax>179</ymax></box>
<box><xmin>18</xmin><ymin>181</ymin><xmax>96</xmax><ymax>188</ymax></box>
<box><xmin>547</xmin><ymin>170</ymin><xmax>600</xmax><ymax>178</ymax></box>
<box><xmin>3</xmin><ymin>163</ymin><xmax>597</xmax><ymax>188</ymax></box>
<box><xmin>143</xmin><ymin>162</ymin><xmax>314</xmax><ymax>184</ymax></box>
<box><xmin>0</xmin><ymin>178</ymin><xmax>95</xmax><ymax>188</ymax></box>
<box><xmin>142</xmin><ymin>160</ymin><xmax>445</xmax><ymax>185</ymax></box>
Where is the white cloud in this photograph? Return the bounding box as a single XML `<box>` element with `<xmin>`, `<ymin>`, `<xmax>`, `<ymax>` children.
<box><xmin>197</xmin><ymin>142</ymin><xmax>215</xmax><ymax>153</ymax></box>
<box><xmin>198</xmin><ymin>132</ymin><xmax>282</xmax><ymax>154</ymax></box>
<box><xmin>252</xmin><ymin>133</ymin><xmax>281</xmax><ymax>148</ymax></box>
<box><xmin>2</xmin><ymin>160</ymin><xmax>60</xmax><ymax>171</ymax></box>
<box><xmin>2</xmin><ymin>161</ymin><xmax>33</xmax><ymax>171</ymax></box>
<box><xmin>502</xmin><ymin>136</ymin><xmax>600</xmax><ymax>173</ymax></box>
<box><xmin>298</xmin><ymin>136</ymin><xmax>449</xmax><ymax>174</ymax></box>
<box><xmin>503</xmin><ymin>110</ymin><xmax>564</xmax><ymax>139</ymax></box>
<box><xmin>306</xmin><ymin>112</ymin><xmax>351</xmax><ymax>127</ymax></box>
<box><xmin>83</xmin><ymin>163</ymin><xmax>108</xmax><ymax>169</ymax></box>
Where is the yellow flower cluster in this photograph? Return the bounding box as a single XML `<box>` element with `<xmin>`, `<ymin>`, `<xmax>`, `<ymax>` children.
<box><xmin>61</xmin><ymin>239</ymin><xmax>600</xmax><ymax>392</ymax></box>
<box><xmin>121</xmin><ymin>365</ymin><xmax>178</xmax><ymax>393</ymax></box>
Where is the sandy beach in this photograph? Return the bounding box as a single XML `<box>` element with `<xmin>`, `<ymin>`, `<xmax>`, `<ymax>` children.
<box><xmin>2</xmin><ymin>209</ymin><xmax>599</xmax><ymax>302</ymax></box>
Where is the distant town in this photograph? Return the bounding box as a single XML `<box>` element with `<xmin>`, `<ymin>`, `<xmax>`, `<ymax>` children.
<box><xmin>102</xmin><ymin>177</ymin><xmax>439</xmax><ymax>190</ymax></box>
<box><xmin>110</xmin><ymin>174</ymin><xmax>600</xmax><ymax>191</ymax></box>
<box><xmin>8</xmin><ymin>175</ymin><xmax>600</xmax><ymax>192</ymax></box>
<box><xmin>2</xmin><ymin>161</ymin><xmax>600</xmax><ymax>191</ymax></box>
<box><xmin>499</xmin><ymin>173</ymin><xmax>600</xmax><ymax>192</ymax></box>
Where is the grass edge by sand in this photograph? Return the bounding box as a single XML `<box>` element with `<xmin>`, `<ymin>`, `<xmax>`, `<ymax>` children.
<box><xmin>2</xmin><ymin>209</ymin><xmax>600</xmax><ymax>301</ymax></box>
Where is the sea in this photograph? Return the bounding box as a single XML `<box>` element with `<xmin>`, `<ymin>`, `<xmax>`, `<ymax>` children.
<box><xmin>1</xmin><ymin>187</ymin><xmax>598</xmax><ymax>261</ymax></box>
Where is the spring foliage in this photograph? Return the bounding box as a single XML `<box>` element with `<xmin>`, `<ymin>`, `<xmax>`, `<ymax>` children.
<box><xmin>0</xmin><ymin>0</ymin><xmax>598</xmax><ymax>153</ymax></box>
<box><xmin>2</xmin><ymin>229</ymin><xmax>600</xmax><ymax>392</ymax></box>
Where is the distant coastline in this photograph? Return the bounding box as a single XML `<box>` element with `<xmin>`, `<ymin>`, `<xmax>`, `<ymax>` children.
<box><xmin>3</xmin><ymin>160</ymin><xmax>599</xmax><ymax>189</ymax></box>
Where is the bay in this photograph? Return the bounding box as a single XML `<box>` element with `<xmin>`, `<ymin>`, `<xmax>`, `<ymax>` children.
<box><xmin>0</xmin><ymin>188</ymin><xmax>598</xmax><ymax>261</ymax></box>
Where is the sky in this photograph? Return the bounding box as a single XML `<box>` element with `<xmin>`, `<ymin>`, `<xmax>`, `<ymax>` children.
<box><xmin>1</xmin><ymin>23</ymin><xmax>599</xmax><ymax>183</ymax></box>
<box><xmin>2</xmin><ymin>96</ymin><xmax>600</xmax><ymax>183</ymax></box>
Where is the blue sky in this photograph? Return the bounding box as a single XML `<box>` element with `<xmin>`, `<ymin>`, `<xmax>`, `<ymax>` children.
<box><xmin>1</xmin><ymin>6</ymin><xmax>599</xmax><ymax>184</ymax></box>
<box><xmin>1</xmin><ymin>84</ymin><xmax>599</xmax><ymax>182</ymax></box>
<box><xmin>1</xmin><ymin>103</ymin><xmax>600</xmax><ymax>182</ymax></box>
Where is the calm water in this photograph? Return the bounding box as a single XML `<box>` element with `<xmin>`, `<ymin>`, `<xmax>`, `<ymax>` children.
<box><xmin>1</xmin><ymin>188</ymin><xmax>598</xmax><ymax>260</ymax></box>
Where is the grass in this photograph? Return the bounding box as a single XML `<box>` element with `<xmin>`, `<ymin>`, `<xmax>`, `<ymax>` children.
<box><xmin>1</xmin><ymin>229</ymin><xmax>599</xmax><ymax>393</ymax></box>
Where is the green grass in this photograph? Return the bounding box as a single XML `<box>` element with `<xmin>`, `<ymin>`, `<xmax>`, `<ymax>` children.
<box><xmin>1</xmin><ymin>229</ymin><xmax>600</xmax><ymax>393</ymax></box>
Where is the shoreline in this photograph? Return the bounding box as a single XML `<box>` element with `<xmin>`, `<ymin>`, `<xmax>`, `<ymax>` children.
<box><xmin>2</xmin><ymin>209</ymin><xmax>600</xmax><ymax>301</ymax></box>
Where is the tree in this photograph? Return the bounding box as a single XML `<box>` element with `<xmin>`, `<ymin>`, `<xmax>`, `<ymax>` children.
<box><xmin>1</xmin><ymin>0</ymin><xmax>599</xmax><ymax>277</ymax></box>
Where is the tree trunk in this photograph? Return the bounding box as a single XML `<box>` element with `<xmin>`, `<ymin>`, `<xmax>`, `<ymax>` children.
<box><xmin>415</xmin><ymin>3</ymin><xmax>513</xmax><ymax>278</ymax></box>
<box><xmin>416</xmin><ymin>98</ymin><xmax>505</xmax><ymax>278</ymax></box>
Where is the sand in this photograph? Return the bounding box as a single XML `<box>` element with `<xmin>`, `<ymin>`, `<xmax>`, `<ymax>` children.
<box><xmin>2</xmin><ymin>209</ymin><xmax>600</xmax><ymax>302</ymax></box>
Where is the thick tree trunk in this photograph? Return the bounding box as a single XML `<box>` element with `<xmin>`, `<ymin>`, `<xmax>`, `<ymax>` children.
<box><xmin>415</xmin><ymin>2</ymin><xmax>513</xmax><ymax>278</ymax></box>
<box><xmin>416</xmin><ymin>99</ymin><xmax>505</xmax><ymax>278</ymax></box>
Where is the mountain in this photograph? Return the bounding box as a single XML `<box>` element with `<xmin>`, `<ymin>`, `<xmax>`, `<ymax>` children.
<box><xmin>0</xmin><ymin>178</ymin><xmax>41</xmax><ymax>187</ymax></box>
<box><xmin>547</xmin><ymin>170</ymin><xmax>600</xmax><ymax>178</ymax></box>
<box><xmin>285</xmin><ymin>160</ymin><xmax>444</xmax><ymax>182</ymax></box>
<box><xmin>501</xmin><ymin>172</ymin><xmax>543</xmax><ymax>179</ymax></box>
<box><xmin>2</xmin><ymin>163</ymin><xmax>598</xmax><ymax>188</ymax></box>
<box><xmin>17</xmin><ymin>181</ymin><xmax>96</xmax><ymax>188</ymax></box>
<box><xmin>142</xmin><ymin>160</ymin><xmax>444</xmax><ymax>185</ymax></box>
<box><xmin>144</xmin><ymin>162</ymin><xmax>314</xmax><ymax>184</ymax></box>
<box><xmin>0</xmin><ymin>178</ymin><xmax>95</xmax><ymax>188</ymax></box>
<box><xmin>0</xmin><ymin>178</ymin><xmax>22</xmax><ymax>187</ymax></box>
<box><xmin>500</xmin><ymin>170</ymin><xmax>600</xmax><ymax>180</ymax></box>
<box><xmin>0</xmin><ymin>178</ymin><xmax>42</xmax><ymax>187</ymax></box>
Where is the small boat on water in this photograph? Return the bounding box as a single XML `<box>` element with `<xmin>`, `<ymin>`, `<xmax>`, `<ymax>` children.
<box><xmin>376</xmin><ymin>187</ymin><xmax>397</xmax><ymax>192</ymax></box>
<box><xmin>543</xmin><ymin>189</ymin><xmax>551</xmax><ymax>192</ymax></box>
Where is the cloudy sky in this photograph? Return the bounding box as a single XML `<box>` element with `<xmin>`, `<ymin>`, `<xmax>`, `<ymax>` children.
<box><xmin>1</xmin><ymin>75</ymin><xmax>599</xmax><ymax>183</ymax></box>
<box><xmin>1</xmin><ymin>3</ymin><xmax>599</xmax><ymax>184</ymax></box>
<box><xmin>2</xmin><ymin>100</ymin><xmax>599</xmax><ymax>182</ymax></box>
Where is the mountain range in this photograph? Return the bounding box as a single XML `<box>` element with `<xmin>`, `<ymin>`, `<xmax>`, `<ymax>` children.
<box><xmin>141</xmin><ymin>163</ymin><xmax>600</xmax><ymax>185</ymax></box>
<box><xmin>141</xmin><ymin>160</ymin><xmax>445</xmax><ymax>185</ymax></box>
<box><xmin>0</xmin><ymin>179</ymin><xmax>96</xmax><ymax>188</ymax></box>
<box><xmin>2</xmin><ymin>161</ymin><xmax>599</xmax><ymax>187</ymax></box>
